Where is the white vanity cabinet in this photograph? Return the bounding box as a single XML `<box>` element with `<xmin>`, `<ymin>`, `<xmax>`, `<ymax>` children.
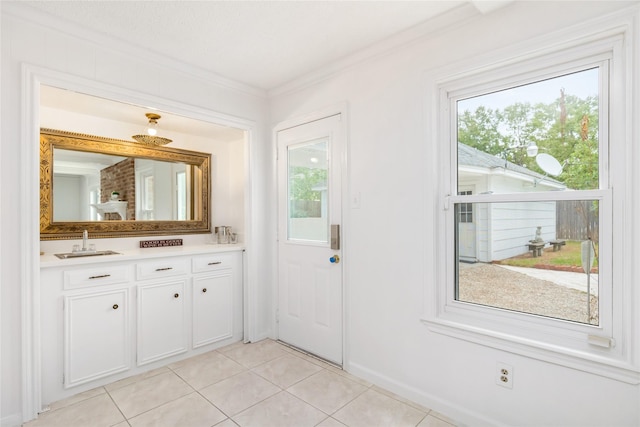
<box><xmin>192</xmin><ymin>274</ymin><xmax>232</xmax><ymax>348</ymax></box>
<box><xmin>136</xmin><ymin>257</ymin><xmax>190</xmax><ymax>365</ymax></box>
<box><xmin>137</xmin><ymin>280</ymin><xmax>187</xmax><ymax>365</ymax></box>
<box><xmin>40</xmin><ymin>246</ymin><xmax>244</xmax><ymax>407</ymax></box>
<box><xmin>191</xmin><ymin>252</ymin><xmax>235</xmax><ymax>348</ymax></box>
<box><xmin>64</xmin><ymin>288</ymin><xmax>130</xmax><ymax>388</ymax></box>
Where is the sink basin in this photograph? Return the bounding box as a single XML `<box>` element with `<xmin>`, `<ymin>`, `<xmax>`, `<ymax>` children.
<box><xmin>54</xmin><ymin>250</ymin><xmax>121</xmax><ymax>259</ymax></box>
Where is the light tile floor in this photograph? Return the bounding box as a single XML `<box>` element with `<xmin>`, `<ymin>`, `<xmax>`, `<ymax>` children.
<box><xmin>25</xmin><ymin>339</ymin><xmax>458</xmax><ymax>427</ymax></box>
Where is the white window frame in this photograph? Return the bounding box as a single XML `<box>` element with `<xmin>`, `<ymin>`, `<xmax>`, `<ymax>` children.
<box><xmin>423</xmin><ymin>24</ymin><xmax>640</xmax><ymax>383</ymax></box>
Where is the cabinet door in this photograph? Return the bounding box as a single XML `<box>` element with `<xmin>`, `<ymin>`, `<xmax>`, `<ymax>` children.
<box><xmin>64</xmin><ymin>289</ymin><xmax>130</xmax><ymax>388</ymax></box>
<box><xmin>137</xmin><ymin>280</ymin><xmax>187</xmax><ymax>366</ymax></box>
<box><xmin>192</xmin><ymin>273</ymin><xmax>233</xmax><ymax>348</ymax></box>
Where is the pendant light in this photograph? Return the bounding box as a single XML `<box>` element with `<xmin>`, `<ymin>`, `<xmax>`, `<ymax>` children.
<box><xmin>132</xmin><ymin>113</ymin><xmax>172</xmax><ymax>146</ymax></box>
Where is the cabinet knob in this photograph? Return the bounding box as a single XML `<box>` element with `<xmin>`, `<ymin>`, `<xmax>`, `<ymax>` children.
<box><xmin>202</xmin><ymin>288</ymin><xmax>207</xmax><ymax>293</ymax></box>
<box><xmin>112</xmin><ymin>304</ymin><xmax>119</xmax><ymax>310</ymax></box>
<box><xmin>174</xmin><ymin>293</ymin><xmax>180</xmax><ymax>298</ymax></box>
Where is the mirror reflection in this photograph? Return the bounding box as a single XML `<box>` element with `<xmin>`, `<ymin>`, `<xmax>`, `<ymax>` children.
<box><xmin>53</xmin><ymin>148</ymin><xmax>196</xmax><ymax>221</ymax></box>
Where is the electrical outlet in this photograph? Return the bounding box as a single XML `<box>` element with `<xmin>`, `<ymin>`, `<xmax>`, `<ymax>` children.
<box><xmin>496</xmin><ymin>362</ymin><xmax>513</xmax><ymax>389</ymax></box>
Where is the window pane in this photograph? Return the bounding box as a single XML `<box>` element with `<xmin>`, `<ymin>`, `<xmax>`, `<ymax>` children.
<box><xmin>455</xmin><ymin>199</ymin><xmax>599</xmax><ymax>325</ymax></box>
<box><xmin>457</xmin><ymin>68</ymin><xmax>599</xmax><ymax>193</ymax></box>
<box><xmin>287</xmin><ymin>139</ymin><xmax>329</xmax><ymax>242</ymax></box>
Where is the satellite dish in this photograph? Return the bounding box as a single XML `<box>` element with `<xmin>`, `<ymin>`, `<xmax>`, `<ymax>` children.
<box><xmin>536</xmin><ymin>153</ymin><xmax>563</xmax><ymax>177</ymax></box>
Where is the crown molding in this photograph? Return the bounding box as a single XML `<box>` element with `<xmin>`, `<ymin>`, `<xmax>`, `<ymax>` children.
<box><xmin>2</xmin><ymin>2</ymin><xmax>267</xmax><ymax>99</ymax></box>
<box><xmin>470</xmin><ymin>0</ymin><xmax>515</xmax><ymax>15</ymax></box>
<box><xmin>268</xmin><ymin>3</ymin><xmax>482</xmax><ymax>98</ymax></box>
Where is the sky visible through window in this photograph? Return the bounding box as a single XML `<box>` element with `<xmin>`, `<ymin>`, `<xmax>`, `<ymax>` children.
<box><xmin>458</xmin><ymin>68</ymin><xmax>599</xmax><ymax>113</ymax></box>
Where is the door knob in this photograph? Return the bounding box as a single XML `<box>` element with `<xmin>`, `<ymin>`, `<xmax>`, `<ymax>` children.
<box><xmin>329</xmin><ymin>254</ymin><xmax>340</xmax><ymax>264</ymax></box>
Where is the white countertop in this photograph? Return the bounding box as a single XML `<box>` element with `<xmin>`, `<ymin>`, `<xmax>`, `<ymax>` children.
<box><xmin>40</xmin><ymin>243</ymin><xmax>245</xmax><ymax>268</ymax></box>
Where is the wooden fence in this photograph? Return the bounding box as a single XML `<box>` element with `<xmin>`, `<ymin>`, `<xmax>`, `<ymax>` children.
<box><xmin>556</xmin><ymin>200</ymin><xmax>599</xmax><ymax>241</ymax></box>
<box><xmin>290</xmin><ymin>200</ymin><xmax>321</xmax><ymax>218</ymax></box>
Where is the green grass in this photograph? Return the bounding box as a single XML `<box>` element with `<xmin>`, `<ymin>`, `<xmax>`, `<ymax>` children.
<box><xmin>497</xmin><ymin>240</ymin><xmax>599</xmax><ymax>270</ymax></box>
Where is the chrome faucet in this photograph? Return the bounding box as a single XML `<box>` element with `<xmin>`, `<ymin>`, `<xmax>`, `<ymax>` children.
<box><xmin>82</xmin><ymin>230</ymin><xmax>89</xmax><ymax>251</ymax></box>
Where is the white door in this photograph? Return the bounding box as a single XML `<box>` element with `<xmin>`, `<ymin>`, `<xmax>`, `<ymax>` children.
<box><xmin>457</xmin><ymin>187</ymin><xmax>476</xmax><ymax>262</ymax></box>
<box><xmin>277</xmin><ymin>114</ymin><xmax>343</xmax><ymax>365</ymax></box>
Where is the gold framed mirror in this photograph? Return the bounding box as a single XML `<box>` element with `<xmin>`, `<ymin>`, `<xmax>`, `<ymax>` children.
<box><xmin>40</xmin><ymin>128</ymin><xmax>211</xmax><ymax>240</ymax></box>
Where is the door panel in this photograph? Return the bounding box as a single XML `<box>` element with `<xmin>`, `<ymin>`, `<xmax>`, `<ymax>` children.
<box><xmin>137</xmin><ymin>280</ymin><xmax>187</xmax><ymax>366</ymax></box>
<box><xmin>285</xmin><ymin>263</ymin><xmax>302</xmax><ymax>318</ymax></box>
<box><xmin>277</xmin><ymin>114</ymin><xmax>343</xmax><ymax>365</ymax></box>
<box><xmin>192</xmin><ymin>273</ymin><xmax>233</xmax><ymax>348</ymax></box>
<box><xmin>64</xmin><ymin>289</ymin><xmax>130</xmax><ymax>387</ymax></box>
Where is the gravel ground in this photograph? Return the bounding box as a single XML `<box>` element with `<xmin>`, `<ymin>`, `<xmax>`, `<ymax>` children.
<box><xmin>458</xmin><ymin>263</ymin><xmax>598</xmax><ymax>324</ymax></box>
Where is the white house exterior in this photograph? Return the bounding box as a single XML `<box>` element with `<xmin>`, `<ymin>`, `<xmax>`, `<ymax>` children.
<box><xmin>457</xmin><ymin>143</ymin><xmax>566</xmax><ymax>263</ymax></box>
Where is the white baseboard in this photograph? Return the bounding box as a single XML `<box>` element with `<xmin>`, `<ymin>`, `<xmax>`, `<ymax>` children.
<box><xmin>347</xmin><ymin>362</ymin><xmax>503</xmax><ymax>427</ymax></box>
<box><xmin>1</xmin><ymin>413</ymin><xmax>23</xmax><ymax>427</ymax></box>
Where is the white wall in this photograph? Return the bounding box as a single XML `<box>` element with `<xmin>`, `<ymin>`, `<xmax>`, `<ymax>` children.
<box><xmin>269</xmin><ymin>2</ymin><xmax>639</xmax><ymax>426</ymax></box>
<box><xmin>52</xmin><ymin>175</ymin><xmax>82</xmax><ymax>221</ymax></box>
<box><xmin>1</xmin><ymin>5</ymin><xmax>272</xmax><ymax>425</ymax></box>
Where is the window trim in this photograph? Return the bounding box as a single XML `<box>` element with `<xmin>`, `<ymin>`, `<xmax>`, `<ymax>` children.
<box><xmin>422</xmin><ymin>25</ymin><xmax>640</xmax><ymax>383</ymax></box>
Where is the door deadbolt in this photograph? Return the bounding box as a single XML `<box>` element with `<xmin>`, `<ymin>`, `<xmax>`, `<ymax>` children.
<box><xmin>331</xmin><ymin>224</ymin><xmax>340</xmax><ymax>250</ymax></box>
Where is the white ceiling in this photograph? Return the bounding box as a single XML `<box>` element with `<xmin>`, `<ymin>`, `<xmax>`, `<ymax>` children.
<box><xmin>18</xmin><ymin>0</ymin><xmax>505</xmax><ymax>91</ymax></box>
<box><xmin>26</xmin><ymin>1</ymin><xmax>513</xmax><ymax>139</ymax></box>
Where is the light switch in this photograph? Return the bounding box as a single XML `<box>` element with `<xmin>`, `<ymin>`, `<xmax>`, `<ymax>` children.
<box><xmin>351</xmin><ymin>191</ymin><xmax>361</xmax><ymax>209</ymax></box>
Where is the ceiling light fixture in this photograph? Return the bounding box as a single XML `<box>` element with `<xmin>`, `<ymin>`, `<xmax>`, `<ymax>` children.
<box><xmin>132</xmin><ymin>113</ymin><xmax>172</xmax><ymax>146</ymax></box>
<box><xmin>146</xmin><ymin>113</ymin><xmax>159</xmax><ymax>135</ymax></box>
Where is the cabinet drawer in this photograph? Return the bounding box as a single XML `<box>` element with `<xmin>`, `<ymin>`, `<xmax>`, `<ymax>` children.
<box><xmin>64</xmin><ymin>265</ymin><xmax>129</xmax><ymax>290</ymax></box>
<box><xmin>136</xmin><ymin>258</ymin><xmax>188</xmax><ymax>281</ymax></box>
<box><xmin>192</xmin><ymin>253</ymin><xmax>234</xmax><ymax>273</ymax></box>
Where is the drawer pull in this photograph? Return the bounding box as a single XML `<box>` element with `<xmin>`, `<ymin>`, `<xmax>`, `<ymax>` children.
<box><xmin>155</xmin><ymin>267</ymin><xmax>173</xmax><ymax>271</ymax></box>
<box><xmin>174</xmin><ymin>293</ymin><xmax>180</xmax><ymax>298</ymax></box>
<box><xmin>89</xmin><ymin>274</ymin><xmax>111</xmax><ymax>280</ymax></box>
<box><xmin>112</xmin><ymin>304</ymin><xmax>119</xmax><ymax>310</ymax></box>
<box><xmin>202</xmin><ymin>288</ymin><xmax>207</xmax><ymax>293</ymax></box>
<box><xmin>208</xmin><ymin>261</ymin><xmax>222</xmax><ymax>265</ymax></box>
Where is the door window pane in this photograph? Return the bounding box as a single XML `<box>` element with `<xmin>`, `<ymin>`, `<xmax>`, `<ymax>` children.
<box><xmin>287</xmin><ymin>139</ymin><xmax>329</xmax><ymax>242</ymax></box>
